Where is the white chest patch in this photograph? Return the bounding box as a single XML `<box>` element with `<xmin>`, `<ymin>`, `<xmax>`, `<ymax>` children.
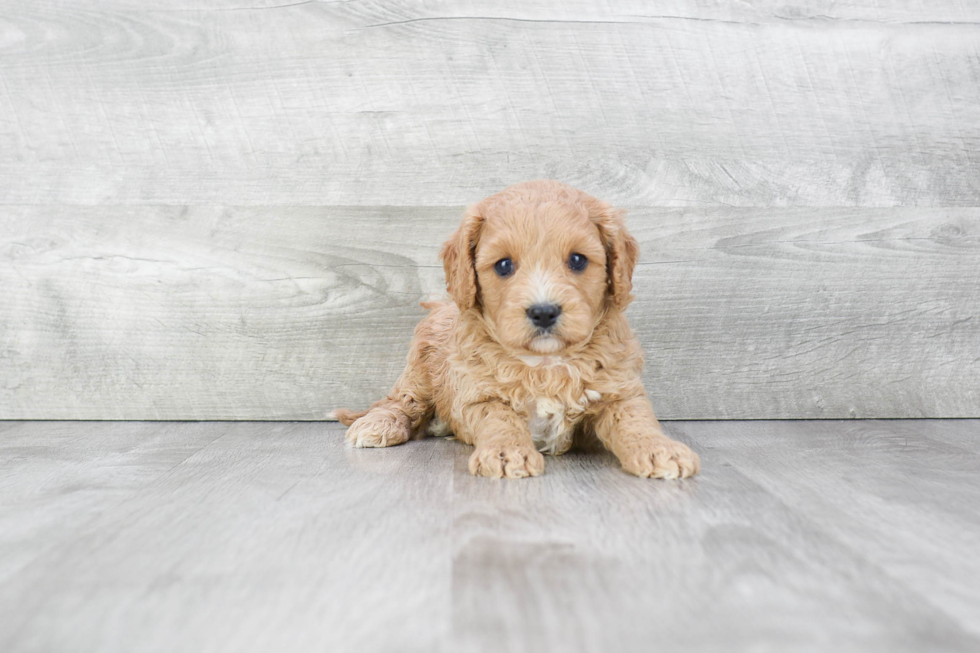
<box><xmin>527</xmin><ymin>398</ymin><xmax>571</xmax><ymax>455</ymax></box>
<box><xmin>525</xmin><ymin>390</ymin><xmax>601</xmax><ymax>455</ymax></box>
<box><xmin>425</xmin><ymin>416</ymin><xmax>452</xmax><ymax>437</ymax></box>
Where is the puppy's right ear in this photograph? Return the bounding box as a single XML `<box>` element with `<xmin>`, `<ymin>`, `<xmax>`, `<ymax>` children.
<box><xmin>440</xmin><ymin>207</ymin><xmax>484</xmax><ymax>311</ymax></box>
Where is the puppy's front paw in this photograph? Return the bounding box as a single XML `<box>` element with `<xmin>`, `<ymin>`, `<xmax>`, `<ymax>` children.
<box><xmin>469</xmin><ymin>441</ymin><xmax>544</xmax><ymax>479</ymax></box>
<box><xmin>345</xmin><ymin>407</ymin><xmax>411</xmax><ymax>448</ymax></box>
<box><xmin>619</xmin><ymin>437</ymin><xmax>700</xmax><ymax>479</ymax></box>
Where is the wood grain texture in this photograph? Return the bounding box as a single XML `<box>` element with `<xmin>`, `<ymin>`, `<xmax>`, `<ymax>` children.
<box><xmin>0</xmin><ymin>421</ymin><xmax>455</xmax><ymax>653</ymax></box>
<box><xmin>2</xmin><ymin>1</ymin><xmax>979</xmax><ymax>419</ymax></box>
<box><xmin>2</xmin><ymin>205</ymin><xmax>977</xmax><ymax>419</ymax></box>
<box><xmin>450</xmin><ymin>421</ymin><xmax>980</xmax><ymax>651</ymax></box>
<box><xmin>669</xmin><ymin>419</ymin><xmax>980</xmax><ymax>636</ymax></box>
<box><xmin>0</xmin><ymin>421</ymin><xmax>228</xmax><ymax>583</ymax></box>
<box><xmin>1</xmin><ymin>1</ymin><xmax>979</xmax><ymax>205</ymax></box>
<box><xmin>2</xmin><ymin>420</ymin><xmax>979</xmax><ymax>652</ymax></box>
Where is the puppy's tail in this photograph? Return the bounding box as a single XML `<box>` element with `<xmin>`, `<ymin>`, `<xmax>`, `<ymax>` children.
<box><xmin>327</xmin><ymin>408</ymin><xmax>369</xmax><ymax>426</ymax></box>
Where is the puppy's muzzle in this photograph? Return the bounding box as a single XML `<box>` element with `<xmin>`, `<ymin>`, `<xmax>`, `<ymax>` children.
<box><xmin>526</xmin><ymin>303</ymin><xmax>562</xmax><ymax>330</ymax></box>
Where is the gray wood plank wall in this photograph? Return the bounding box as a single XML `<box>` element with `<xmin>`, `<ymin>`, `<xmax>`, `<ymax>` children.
<box><xmin>1</xmin><ymin>1</ymin><xmax>978</xmax><ymax>419</ymax></box>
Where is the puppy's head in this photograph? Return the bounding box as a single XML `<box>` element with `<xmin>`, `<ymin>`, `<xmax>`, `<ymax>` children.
<box><xmin>440</xmin><ymin>180</ymin><xmax>638</xmax><ymax>354</ymax></box>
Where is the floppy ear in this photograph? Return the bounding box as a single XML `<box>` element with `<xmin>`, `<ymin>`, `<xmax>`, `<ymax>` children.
<box><xmin>439</xmin><ymin>207</ymin><xmax>484</xmax><ymax>311</ymax></box>
<box><xmin>590</xmin><ymin>202</ymin><xmax>639</xmax><ymax>310</ymax></box>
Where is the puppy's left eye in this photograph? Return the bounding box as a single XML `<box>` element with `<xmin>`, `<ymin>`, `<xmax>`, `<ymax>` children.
<box><xmin>568</xmin><ymin>252</ymin><xmax>588</xmax><ymax>272</ymax></box>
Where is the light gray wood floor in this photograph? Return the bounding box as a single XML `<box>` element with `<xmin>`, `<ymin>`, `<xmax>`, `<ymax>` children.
<box><xmin>1</xmin><ymin>419</ymin><xmax>978</xmax><ymax>652</ymax></box>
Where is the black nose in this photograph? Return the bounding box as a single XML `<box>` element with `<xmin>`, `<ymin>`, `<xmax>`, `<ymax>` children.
<box><xmin>526</xmin><ymin>303</ymin><xmax>562</xmax><ymax>329</ymax></box>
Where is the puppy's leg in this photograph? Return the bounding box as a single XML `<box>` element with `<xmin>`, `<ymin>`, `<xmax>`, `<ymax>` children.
<box><xmin>345</xmin><ymin>372</ymin><xmax>431</xmax><ymax>449</ymax></box>
<box><xmin>458</xmin><ymin>402</ymin><xmax>544</xmax><ymax>479</ymax></box>
<box><xmin>345</xmin><ymin>397</ymin><xmax>417</xmax><ymax>448</ymax></box>
<box><xmin>345</xmin><ymin>305</ymin><xmax>453</xmax><ymax>448</ymax></box>
<box><xmin>593</xmin><ymin>396</ymin><xmax>700</xmax><ymax>479</ymax></box>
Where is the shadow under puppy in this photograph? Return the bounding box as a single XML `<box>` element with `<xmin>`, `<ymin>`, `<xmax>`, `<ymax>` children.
<box><xmin>334</xmin><ymin>180</ymin><xmax>699</xmax><ymax>480</ymax></box>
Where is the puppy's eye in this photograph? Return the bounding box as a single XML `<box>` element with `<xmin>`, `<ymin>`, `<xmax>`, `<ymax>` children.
<box><xmin>568</xmin><ymin>252</ymin><xmax>588</xmax><ymax>272</ymax></box>
<box><xmin>494</xmin><ymin>258</ymin><xmax>515</xmax><ymax>277</ymax></box>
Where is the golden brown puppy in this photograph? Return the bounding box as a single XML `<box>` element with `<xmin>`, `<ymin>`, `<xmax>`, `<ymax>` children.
<box><xmin>334</xmin><ymin>180</ymin><xmax>699</xmax><ymax>479</ymax></box>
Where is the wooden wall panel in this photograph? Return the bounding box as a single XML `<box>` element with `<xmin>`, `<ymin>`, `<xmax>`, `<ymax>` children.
<box><xmin>1</xmin><ymin>1</ymin><xmax>979</xmax><ymax>206</ymax></box>
<box><xmin>1</xmin><ymin>205</ymin><xmax>976</xmax><ymax>419</ymax></box>
<box><xmin>1</xmin><ymin>1</ymin><xmax>978</xmax><ymax>418</ymax></box>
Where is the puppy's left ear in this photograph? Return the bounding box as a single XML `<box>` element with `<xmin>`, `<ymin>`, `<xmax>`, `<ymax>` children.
<box><xmin>590</xmin><ymin>201</ymin><xmax>639</xmax><ymax>310</ymax></box>
<box><xmin>440</xmin><ymin>206</ymin><xmax>484</xmax><ymax>311</ymax></box>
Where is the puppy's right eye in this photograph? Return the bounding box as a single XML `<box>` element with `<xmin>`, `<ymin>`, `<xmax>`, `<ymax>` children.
<box><xmin>494</xmin><ymin>258</ymin><xmax>515</xmax><ymax>277</ymax></box>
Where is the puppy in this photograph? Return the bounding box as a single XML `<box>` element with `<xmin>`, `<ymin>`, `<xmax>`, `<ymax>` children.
<box><xmin>334</xmin><ymin>180</ymin><xmax>699</xmax><ymax>479</ymax></box>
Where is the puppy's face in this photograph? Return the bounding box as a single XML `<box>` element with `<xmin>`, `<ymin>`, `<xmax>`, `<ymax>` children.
<box><xmin>474</xmin><ymin>201</ymin><xmax>607</xmax><ymax>353</ymax></box>
<box><xmin>441</xmin><ymin>181</ymin><xmax>638</xmax><ymax>355</ymax></box>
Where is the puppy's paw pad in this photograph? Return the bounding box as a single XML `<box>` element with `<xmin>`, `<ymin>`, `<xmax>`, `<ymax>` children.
<box><xmin>345</xmin><ymin>409</ymin><xmax>410</xmax><ymax>448</ymax></box>
<box><xmin>469</xmin><ymin>442</ymin><xmax>545</xmax><ymax>479</ymax></box>
<box><xmin>622</xmin><ymin>439</ymin><xmax>700</xmax><ymax>479</ymax></box>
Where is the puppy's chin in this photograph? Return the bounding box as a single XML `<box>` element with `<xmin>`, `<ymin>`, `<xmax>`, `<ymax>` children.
<box><xmin>528</xmin><ymin>334</ymin><xmax>563</xmax><ymax>354</ymax></box>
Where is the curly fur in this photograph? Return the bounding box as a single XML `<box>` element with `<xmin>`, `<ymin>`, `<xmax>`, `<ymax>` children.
<box><xmin>335</xmin><ymin>180</ymin><xmax>700</xmax><ymax>479</ymax></box>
